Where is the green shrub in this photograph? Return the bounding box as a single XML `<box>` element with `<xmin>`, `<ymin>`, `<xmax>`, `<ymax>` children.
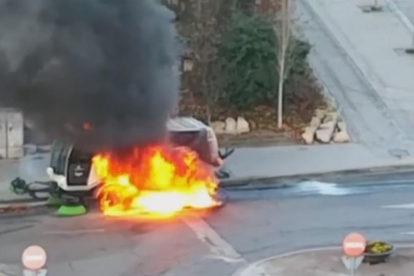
<box><xmin>218</xmin><ymin>11</ymin><xmax>278</xmax><ymax>110</ymax></box>
<box><xmin>217</xmin><ymin>11</ymin><xmax>312</xmax><ymax>111</ymax></box>
<box><xmin>288</xmin><ymin>39</ymin><xmax>311</xmax><ymax>76</ymax></box>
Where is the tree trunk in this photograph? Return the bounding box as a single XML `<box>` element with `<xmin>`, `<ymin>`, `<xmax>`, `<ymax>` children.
<box><xmin>277</xmin><ymin>0</ymin><xmax>289</xmax><ymax>129</ymax></box>
<box><xmin>277</xmin><ymin>55</ymin><xmax>285</xmax><ymax>129</ymax></box>
<box><xmin>205</xmin><ymin>101</ymin><xmax>212</xmax><ymax>125</ymax></box>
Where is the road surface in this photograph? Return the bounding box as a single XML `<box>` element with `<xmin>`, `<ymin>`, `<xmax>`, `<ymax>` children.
<box><xmin>2</xmin><ymin>174</ymin><xmax>414</xmax><ymax>275</ymax></box>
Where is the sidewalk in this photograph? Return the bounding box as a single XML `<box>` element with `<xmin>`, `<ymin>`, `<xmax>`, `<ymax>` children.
<box><xmin>224</xmin><ymin>143</ymin><xmax>414</xmax><ymax>180</ymax></box>
<box><xmin>234</xmin><ymin>247</ymin><xmax>414</xmax><ymax>276</ymax></box>
<box><xmin>300</xmin><ymin>0</ymin><xmax>414</xmax><ymax>146</ymax></box>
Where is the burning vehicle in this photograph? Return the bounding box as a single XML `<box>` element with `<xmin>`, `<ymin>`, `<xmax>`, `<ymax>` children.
<box><xmin>0</xmin><ymin>0</ymin><xmax>228</xmax><ymax>217</ymax></box>
<box><xmin>46</xmin><ymin>117</ymin><xmax>233</xmax><ymax>217</ymax></box>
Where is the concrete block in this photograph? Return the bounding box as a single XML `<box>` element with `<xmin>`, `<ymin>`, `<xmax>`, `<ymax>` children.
<box><xmin>236</xmin><ymin>117</ymin><xmax>250</xmax><ymax>134</ymax></box>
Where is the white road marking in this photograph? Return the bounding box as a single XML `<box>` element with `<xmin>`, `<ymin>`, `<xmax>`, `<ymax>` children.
<box><xmin>23</xmin><ymin>269</ymin><xmax>47</xmax><ymax>276</ymax></box>
<box><xmin>382</xmin><ymin>203</ymin><xmax>414</xmax><ymax>209</ymax></box>
<box><xmin>232</xmin><ymin>246</ymin><xmax>340</xmax><ymax>276</ymax></box>
<box><xmin>43</xmin><ymin>228</ymin><xmax>105</xmax><ymax>235</ymax></box>
<box><xmin>0</xmin><ymin>264</ymin><xmax>21</xmax><ymax>276</ymax></box>
<box><xmin>232</xmin><ymin>244</ymin><xmax>414</xmax><ymax>276</ymax></box>
<box><xmin>182</xmin><ymin>215</ymin><xmax>247</xmax><ymax>264</ymax></box>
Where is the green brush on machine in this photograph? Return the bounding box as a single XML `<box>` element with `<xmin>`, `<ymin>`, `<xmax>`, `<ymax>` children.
<box><xmin>55</xmin><ymin>196</ymin><xmax>88</xmax><ymax>216</ymax></box>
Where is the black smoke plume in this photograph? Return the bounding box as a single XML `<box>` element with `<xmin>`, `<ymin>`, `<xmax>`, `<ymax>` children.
<box><xmin>0</xmin><ymin>0</ymin><xmax>180</xmax><ymax>151</ymax></box>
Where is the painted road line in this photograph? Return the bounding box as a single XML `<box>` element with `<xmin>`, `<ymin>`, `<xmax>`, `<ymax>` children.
<box><xmin>0</xmin><ymin>225</ymin><xmax>34</xmax><ymax>235</ymax></box>
<box><xmin>182</xmin><ymin>215</ymin><xmax>247</xmax><ymax>264</ymax></box>
<box><xmin>231</xmin><ymin>246</ymin><xmax>340</xmax><ymax>276</ymax></box>
<box><xmin>43</xmin><ymin>228</ymin><xmax>106</xmax><ymax>235</ymax></box>
<box><xmin>0</xmin><ymin>264</ymin><xmax>21</xmax><ymax>276</ymax></box>
<box><xmin>382</xmin><ymin>203</ymin><xmax>414</xmax><ymax>209</ymax></box>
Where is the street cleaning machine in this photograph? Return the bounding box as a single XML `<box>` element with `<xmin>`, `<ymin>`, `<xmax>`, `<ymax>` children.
<box><xmin>11</xmin><ymin>117</ymin><xmax>234</xmax><ymax>216</ymax></box>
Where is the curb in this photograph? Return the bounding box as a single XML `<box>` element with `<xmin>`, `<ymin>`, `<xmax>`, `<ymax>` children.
<box><xmin>0</xmin><ymin>200</ymin><xmax>47</xmax><ymax>210</ymax></box>
<box><xmin>232</xmin><ymin>243</ymin><xmax>414</xmax><ymax>276</ymax></box>
<box><xmin>220</xmin><ymin>164</ymin><xmax>414</xmax><ymax>188</ymax></box>
<box><xmin>231</xmin><ymin>246</ymin><xmax>340</xmax><ymax>276</ymax></box>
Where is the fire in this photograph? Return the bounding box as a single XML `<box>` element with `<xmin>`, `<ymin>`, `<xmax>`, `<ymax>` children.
<box><xmin>93</xmin><ymin>145</ymin><xmax>221</xmax><ymax>218</ymax></box>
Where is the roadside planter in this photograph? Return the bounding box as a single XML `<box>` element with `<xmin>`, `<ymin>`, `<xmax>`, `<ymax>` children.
<box><xmin>363</xmin><ymin>241</ymin><xmax>395</xmax><ymax>264</ymax></box>
<box><xmin>342</xmin><ymin>233</ymin><xmax>395</xmax><ymax>274</ymax></box>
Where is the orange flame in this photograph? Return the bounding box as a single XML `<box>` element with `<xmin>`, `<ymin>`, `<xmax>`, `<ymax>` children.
<box><xmin>93</xmin><ymin>145</ymin><xmax>221</xmax><ymax>218</ymax></box>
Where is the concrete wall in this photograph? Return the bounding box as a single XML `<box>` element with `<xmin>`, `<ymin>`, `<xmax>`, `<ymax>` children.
<box><xmin>0</xmin><ymin>108</ymin><xmax>24</xmax><ymax>159</ymax></box>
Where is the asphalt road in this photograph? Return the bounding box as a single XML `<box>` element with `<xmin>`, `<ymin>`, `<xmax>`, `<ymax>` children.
<box><xmin>2</xmin><ymin>175</ymin><xmax>414</xmax><ymax>276</ymax></box>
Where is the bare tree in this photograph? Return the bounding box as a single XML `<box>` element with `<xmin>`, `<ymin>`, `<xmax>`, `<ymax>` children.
<box><xmin>191</xmin><ymin>0</ymin><xmax>224</xmax><ymax>125</ymax></box>
<box><xmin>274</xmin><ymin>0</ymin><xmax>295</xmax><ymax>129</ymax></box>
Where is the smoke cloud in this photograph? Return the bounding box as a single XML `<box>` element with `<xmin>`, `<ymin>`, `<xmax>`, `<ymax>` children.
<box><xmin>0</xmin><ymin>0</ymin><xmax>180</xmax><ymax>151</ymax></box>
